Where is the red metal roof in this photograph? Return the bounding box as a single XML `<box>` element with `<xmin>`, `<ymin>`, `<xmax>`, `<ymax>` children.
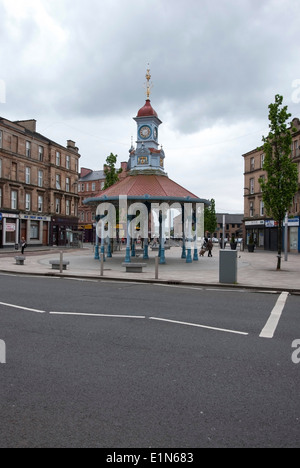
<box><xmin>93</xmin><ymin>174</ymin><xmax>200</xmax><ymax>200</ymax></box>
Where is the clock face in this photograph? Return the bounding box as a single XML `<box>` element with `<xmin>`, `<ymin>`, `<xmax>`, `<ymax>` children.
<box><xmin>153</xmin><ymin>127</ymin><xmax>158</xmax><ymax>140</ymax></box>
<box><xmin>139</xmin><ymin>125</ymin><xmax>151</xmax><ymax>139</ymax></box>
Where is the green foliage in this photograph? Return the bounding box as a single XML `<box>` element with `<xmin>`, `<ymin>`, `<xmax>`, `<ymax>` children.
<box><xmin>104</xmin><ymin>153</ymin><xmax>122</xmax><ymax>189</ymax></box>
<box><xmin>259</xmin><ymin>95</ymin><xmax>298</xmax><ymax>269</ymax></box>
<box><xmin>204</xmin><ymin>198</ymin><xmax>217</xmax><ymax>235</ymax></box>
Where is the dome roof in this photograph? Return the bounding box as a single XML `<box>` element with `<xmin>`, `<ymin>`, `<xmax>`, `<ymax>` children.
<box><xmin>137</xmin><ymin>99</ymin><xmax>158</xmax><ymax>117</ymax></box>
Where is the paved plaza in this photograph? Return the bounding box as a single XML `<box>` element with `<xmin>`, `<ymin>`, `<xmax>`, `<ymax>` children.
<box><xmin>0</xmin><ymin>244</ymin><xmax>300</xmax><ymax>292</ymax></box>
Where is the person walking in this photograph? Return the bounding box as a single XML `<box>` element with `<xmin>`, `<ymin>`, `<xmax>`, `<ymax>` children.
<box><xmin>21</xmin><ymin>237</ymin><xmax>27</xmax><ymax>255</ymax></box>
<box><xmin>207</xmin><ymin>238</ymin><xmax>213</xmax><ymax>257</ymax></box>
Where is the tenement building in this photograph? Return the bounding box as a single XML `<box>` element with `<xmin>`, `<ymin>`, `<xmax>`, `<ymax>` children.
<box><xmin>0</xmin><ymin>117</ymin><xmax>80</xmax><ymax>248</ymax></box>
<box><xmin>243</xmin><ymin>117</ymin><xmax>300</xmax><ymax>252</ymax></box>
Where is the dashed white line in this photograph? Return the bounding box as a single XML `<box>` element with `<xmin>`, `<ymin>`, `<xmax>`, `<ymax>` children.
<box><xmin>0</xmin><ymin>302</ymin><xmax>46</xmax><ymax>314</ymax></box>
<box><xmin>149</xmin><ymin>316</ymin><xmax>248</xmax><ymax>336</ymax></box>
<box><xmin>49</xmin><ymin>311</ymin><xmax>146</xmax><ymax>319</ymax></box>
<box><xmin>259</xmin><ymin>291</ymin><xmax>289</xmax><ymax>339</ymax></box>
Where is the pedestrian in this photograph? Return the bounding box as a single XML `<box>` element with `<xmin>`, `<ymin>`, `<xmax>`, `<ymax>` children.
<box><xmin>21</xmin><ymin>237</ymin><xmax>27</xmax><ymax>255</ymax></box>
<box><xmin>207</xmin><ymin>239</ymin><xmax>213</xmax><ymax>257</ymax></box>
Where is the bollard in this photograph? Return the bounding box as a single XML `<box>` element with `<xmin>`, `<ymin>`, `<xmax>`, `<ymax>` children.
<box><xmin>155</xmin><ymin>256</ymin><xmax>159</xmax><ymax>280</ymax></box>
<box><xmin>60</xmin><ymin>251</ymin><xmax>63</xmax><ymax>274</ymax></box>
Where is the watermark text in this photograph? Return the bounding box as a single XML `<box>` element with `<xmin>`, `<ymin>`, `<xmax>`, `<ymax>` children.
<box><xmin>0</xmin><ymin>79</ymin><xmax>6</xmax><ymax>104</ymax></box>
<box><xmin>291</xmin><ymin>79</ymin><xmax>300</xmax><ymax>104</ymax></box>
<box><xmin>0</xmin><ymin>340</ymin><xmax>6</xmax><ymax>364</ymax></box>
<box><xmin>291</xmin><ymin>339</ymin><xmax>300</xmax><ymax>364</ymax></box>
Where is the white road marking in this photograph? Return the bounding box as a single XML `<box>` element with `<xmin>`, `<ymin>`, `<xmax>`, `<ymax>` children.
<box><xmin>0</xmin><ymin>302</ymin><xmax>46</xmax><ymax>314</ymax></box>
<box><xmin>259</xmin><ymin>291</ymin><xmax>289</xmax><ymax>339</ymax></box>
<box><xmin>49</xmin><ymin>311</ymin><xmax>146</xmax><ymax>319</ymax></box>
<box><xmin>149</xmin><ymin>317</ymin><xmax>248</xmax><ymax>336</ymax></box>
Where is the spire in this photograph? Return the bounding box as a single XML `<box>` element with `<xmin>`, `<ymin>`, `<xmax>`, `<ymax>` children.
<box><xmin>145</xmin><ymin>65</ymin><xmax>153</xmax><ymax>99</ymax></box>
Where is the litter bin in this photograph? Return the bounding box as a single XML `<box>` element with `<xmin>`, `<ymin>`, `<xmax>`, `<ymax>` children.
<box><xmin>15</xmin><ymin>243</ymin><xmax>19</xmax><ymax>251</ymax></box>
<box><xmin>219</xmin><ymin>250</ymin><xmax>237</xmax><ymax>284</ymax></box>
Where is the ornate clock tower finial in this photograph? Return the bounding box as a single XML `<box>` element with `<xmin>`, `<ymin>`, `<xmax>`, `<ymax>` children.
<box><xmin>145</xmin><ymin>66</ymin><xmax>153</xmax><ymax>99</ymax></box>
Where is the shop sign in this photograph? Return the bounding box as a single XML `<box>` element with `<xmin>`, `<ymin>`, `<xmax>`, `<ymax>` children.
<box><xmin>6</xmin><ymin>223</ymin><xmax>16</xmax><ymax>232</ymax></box>
<box><xmin>288</xmin><ymin>217</ymin><xmax>299</xmax><ymax>227</ymax></box>
<box><xmin>0</xmin><ymin>213</ymin><xmax>2</xmax><ymax>221</ymax></box>
<box><xmin>265</xmin><ymin>220</ymin><xmax>278</xmax><ymax>228</ymax></box>
<box><xmin>245</xmin><ymin>220</ymin><xmax>265</xmax><ymax>226</ymax></box>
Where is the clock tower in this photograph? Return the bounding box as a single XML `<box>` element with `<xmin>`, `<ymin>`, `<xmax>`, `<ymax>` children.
<box><xmin>128</xmin><ymin>68</ymin><xmax>166</xmax><ymax>175</ymax></box>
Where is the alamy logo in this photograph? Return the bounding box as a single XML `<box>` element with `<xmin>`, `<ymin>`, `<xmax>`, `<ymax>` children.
<box><xmin>0</xmin><ymin>340</ymin><xmax>6</xmax><ymax>364</ymax></box>
<box><xmin>291</xmin><ymin>79</ymin><xmax>300</xmax><ymax>104</ymax></box>
<box><xmin>0</xmin><ymin>79</ymin><xmax>6</xmax><ymax>104</ymax></box>
<box><xmin>292</xmin><ymin>339</ymin><xmax>300</xmax><ymax>365</ymax></box>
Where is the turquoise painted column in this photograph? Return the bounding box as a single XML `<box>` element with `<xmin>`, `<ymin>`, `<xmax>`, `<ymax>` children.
<box><xmin>143</xmin><ymin>237</ymin><xmax>149</xmax><ymax>259</ymax></box>
<box><xmin>125</xmin><ymin>213</ymin><xmax>135</xmax><ymax>264</ymax></box>
<box><xmin>131</xmin><ymin>240</ymin><xmax>136</xmax><ymax>257</ymax></box>
<box><xmin>159</xmin><ymin>212</ymin><xmax>166</xmax><ymax>265</ymax></box>
<box><xmin>94</xmin><ymin>216</ymin><xmax>100</xmax><ymax>260</ymax></box>
<box><xmin>186</xmin><ymin>204</ymin><xmax>193</xmax><ymax>263</ymax></box>
<box><xmin>193</xmin><ymin>208</ymin><xmax>199</xmax><ymax>261</ymax></box>
<box><xmin>107</xmin><ymin>240</ymin><xmax>112</xmax><ymax>258</ymax></box>
<box><xmin>100</xmin><ymin>215</ymin><xmax>106</xmax><ymax>262</ymax></box>
<box><xmin>181</xmin><ymin>207</ymin><xmax>186</xmax><ymax>259</ymax></box>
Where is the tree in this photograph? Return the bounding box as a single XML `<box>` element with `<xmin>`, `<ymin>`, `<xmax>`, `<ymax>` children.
<box><xmin>104</xmin><ymin>153</ymin><xmax>122</xmax><ymax>189</ymax></box>
<box><xmin>204</xmin><ymin>198</ymin><xmax>217</xmax><ymax>236</ymax></box>
<box><xmin>259</xmin><ymin>94</ymin><xmax>298</xmax><ymax>270</ymax></box>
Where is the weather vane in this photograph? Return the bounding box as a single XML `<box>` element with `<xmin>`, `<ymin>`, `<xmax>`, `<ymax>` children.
<box><xmin>144</xmin><ymin>65</ymin><xmax>153</xmax><ymax>99</ymax></box>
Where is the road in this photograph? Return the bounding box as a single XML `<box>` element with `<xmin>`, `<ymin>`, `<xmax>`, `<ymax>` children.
<box><xmin>0</xmin><ymin>274</ymin><xmax>299</xmax><ymax>448</ymax></box>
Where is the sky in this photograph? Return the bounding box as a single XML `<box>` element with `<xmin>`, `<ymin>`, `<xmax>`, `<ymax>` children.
<box><xmin>1</xmin><ymin>0</ymin><xmax>300</xmax><ymax>213</ymax></box>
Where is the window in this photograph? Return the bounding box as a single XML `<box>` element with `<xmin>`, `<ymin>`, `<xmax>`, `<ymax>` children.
<box><xmin>81</xmin><ymin>184</ymin><xmax>84</xmax><ymax>192</ymax></box>
<box><xmin>56</xmin><ymin>151</ymin><xmax>60</xmax><ymax>166</ymax></box>
<box><xmin>26</xmin><ymin>141</ymin><xmax>31</xmax><ymax>158</ymax></box>
<box><xmin>25</xmin><ymin>193</ymin><xmax>31</xmax><ymax>211</ymax></box>
<box><xmin>78</xmin><ymin>184</ymin><xmax>81</xmax><ymax>193</ymax></box>
<box><xmin>0</xmin><ymin>158</ymin><xmax>2</xmax><ymax>177</ymax></box>
<box><xmin>0</xmin><ymin>130</ymin><xmax>2</xmax><ymax>148</ymax></box>
<box><xmin>38</xmin><ymin>195</ymin><xmax>43</xmax><ymax>212</ymax></box>
<box><xmin>55</xmin><ymin>198</ymin><xmax>60</xmax><ymax>214</ymax></box>
<box><xmin>86</xmin><ymin>183</ymin><xmax>89</xmax><ymax>192</ymax></box>
<box><xmin>249</xmin><ymin>202</ymin><xmax>254</xmax><ymax>217</ymax></box>
<box><xmin>260</xmin><ymin>154</ymin><xmax>265</xmax><ymax>168</ymax></box>
<box><xmin>11</xmin><ymin>190</ymin><xmax>17</xmax><ymax>210</ymax></box>
<box><xmin>30</xmin><ymin>222</ymin><xmax>39</xmax><ymax>239</ymax></box>
<box><xmin>39</xmin><ymin>146</ymin><xmax>44</xmax><ymax>162</ymax></box>
<box><xmin>66</xmin><ymin>199</ymin><xmax>70</xmax><ymax>216</ymax></box>
<box><xmin>0</xmin><ymin>187</ymin><xmax>2</xmax><ymax>208</ymax></box>
<box><xmin>250</xmin><ymin>178</ymin><xmax>255</xmax><ymax>194</ymax></box>
<box><xmin>56</xmin><ymin>174</ymin><xmax>61</xmax><ymax>190</ymax></box>
<box><xmin>25</xmin><ymin>167</ymin><xmax>31</xmax><ymax>184</ymax></box>
<box><xmin>260</xmin><ymin>175</ymin><xmax>265</xmax><ymax>191</ymax></box>
<box><xmin>66</xmin><ymin>155</ymin><xmax>70</xmax><ymax>169</ymax></box>
<box><xmin>250</xmin><ymin>157</ymin><xmax>255</xmax><ymax>171</ymax></box>
<box><xmin>38</xmin><ymin>170</ymin><xmax>43</xmax><ymax>188</ymax></box>
<box><xmin>101</xmin><ymin>181</ymin><xmax>105</xmax><ymax>190</ymax></box>
<box><xmin>66</xmin><ymin>177</ymin><xmax>70</xmax><ymax>192</ymax></box>
<box><xmin>92</xmin><ymin>183</ymin><xmax>96</xmax><ymax>192</ymax></box>
<box><xmin>260</xmin><ymin>201</ymin><xmax>264</xmax><ymax>217</ymax></box>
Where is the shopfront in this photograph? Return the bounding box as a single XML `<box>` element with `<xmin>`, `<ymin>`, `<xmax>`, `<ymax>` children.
<box><xmin>51</xmin><ymin>216</ymin><xmax>79</xmax><ymax>247</ymax></box>
<box><xmin>0</xmin><ymin>212</ymin><xmax>19</xmax><ymax>248</ymax></box>
<box><xmin>20</xmin><ymin>215</ymin><xmax>51</xmax><ymax>246</ymax></box>
<box><xmin>245</xmin><ymin>220</ymin><xmax>265</xmax><ymax>248</ymax></box>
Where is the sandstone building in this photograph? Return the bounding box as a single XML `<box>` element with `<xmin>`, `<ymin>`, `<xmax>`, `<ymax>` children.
<box><xmin>0</xmin><ymin>117</ymin><xmax>80</xmax><ymax>248</ymax></box>
<box><xmin>243</xmin><ymin>117</ymin><xmax>300</xmax><ymax>251</ymax></box>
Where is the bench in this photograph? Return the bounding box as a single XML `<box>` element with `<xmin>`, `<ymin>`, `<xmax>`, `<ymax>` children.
<box><xmin>49</xmin><ymin>260</ymin><xmax>70</xmax><ymax>270</ymax></box>
<box><xmin>15</xmin><ymin>256</ymin><xmax>26</xmax><ymax>265</ymax></box>
<box><xmin>122</xmin><ymin>263</ymin><xmax>147</xmax><ymax>273</ymax></box>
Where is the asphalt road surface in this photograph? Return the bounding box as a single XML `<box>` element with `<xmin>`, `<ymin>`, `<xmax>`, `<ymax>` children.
<box><xmin>0</xmin><ymin>274</ymin><xmax>299</xmax><ymax>448</ymax></box>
